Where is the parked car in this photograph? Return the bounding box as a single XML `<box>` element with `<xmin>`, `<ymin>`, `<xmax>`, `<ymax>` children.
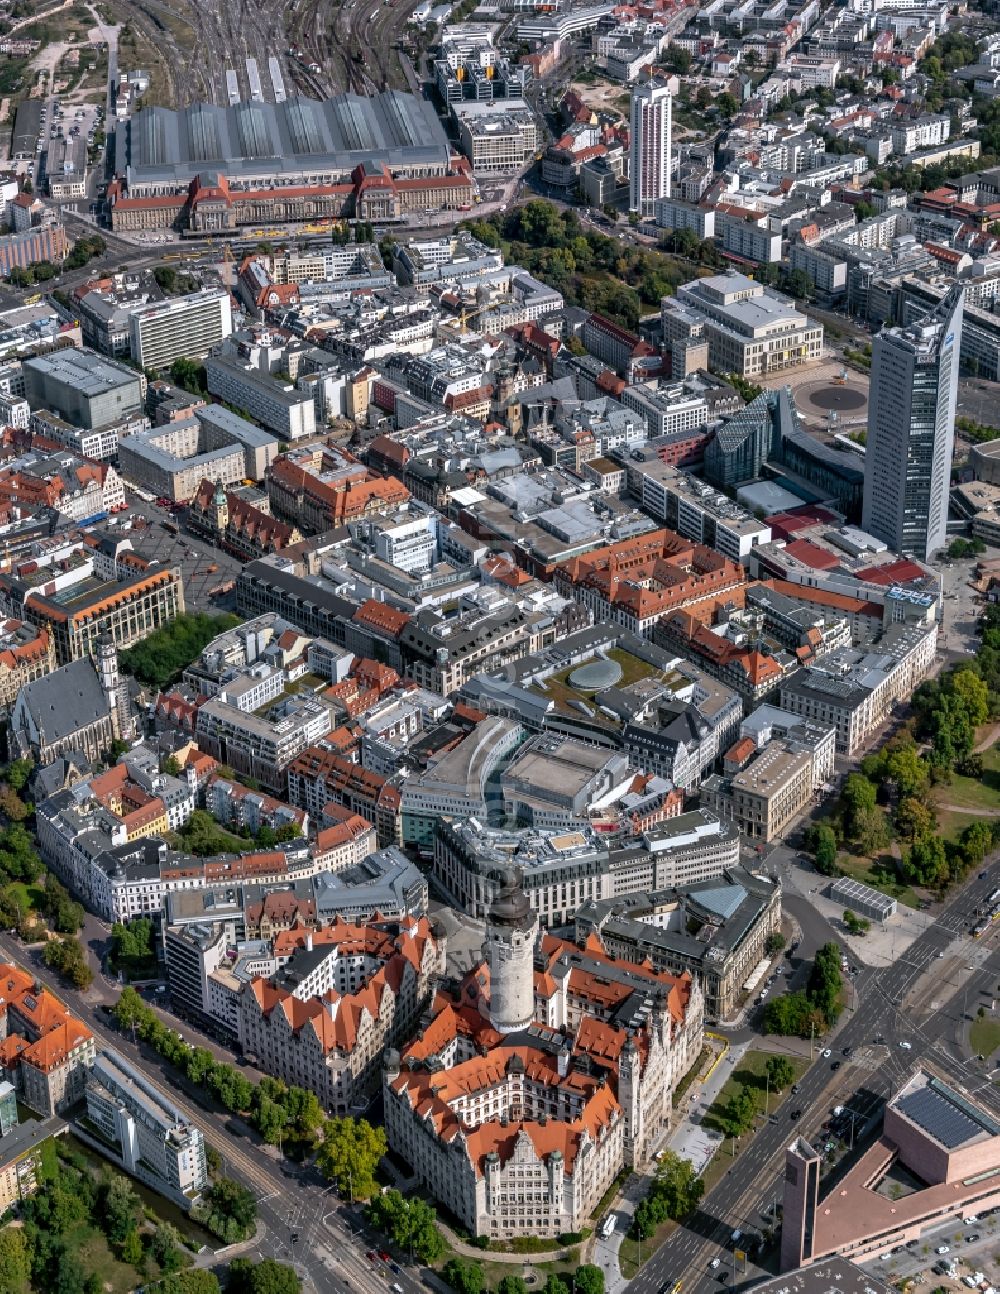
<box><xmin>936</xmin><ymin>1246</ymin><xmax>950</xmax><ymax>1255</ymax></box>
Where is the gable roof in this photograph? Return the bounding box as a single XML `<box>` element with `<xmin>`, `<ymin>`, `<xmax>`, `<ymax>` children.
<box><xmin>17</xmin><ymin>657</ymin><xmax>110</xmax><ymax>742</ymax></box>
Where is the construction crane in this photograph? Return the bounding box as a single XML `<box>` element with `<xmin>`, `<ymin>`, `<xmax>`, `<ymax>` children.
<box><xmin>457</xmin><ymin>291</ymin><xmax>513</xmax><ymax>333</ymax></box>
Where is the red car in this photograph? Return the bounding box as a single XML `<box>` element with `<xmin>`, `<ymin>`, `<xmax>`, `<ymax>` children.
<box><xmin>379</xmin><ymin>1252</ymin><xmax>391</xmax><ymax>1263</ymax></box>
<box><xmin>366</xmin><ymin>1252</ymin><xmax>377</xmax><ymax>1263</ymax></box>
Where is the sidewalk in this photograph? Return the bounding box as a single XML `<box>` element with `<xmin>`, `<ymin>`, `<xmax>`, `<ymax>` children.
<box><xmin>586</xmin><ymin>1041</ymin><xmax>753</xmax><ymax>1294</ymax></box>
<box><xmin>433</xmin><ymin>1214</ymin><xmax>577</xmax><ymax>1266</ymax></box>
<box><xmin>667</xmin><ymin>1040</ymin><xmax>750</xmax><ymax>1174</ymax></box>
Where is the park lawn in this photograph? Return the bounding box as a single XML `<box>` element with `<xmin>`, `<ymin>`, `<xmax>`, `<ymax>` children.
<box><xmin>835</xmin><ymin>851</ymin><xmax>921</xmax><ymax>910</ymax></box>
<box><xmin>933</xmin><ymin>744</ymin><xmax>1000</xmax><ymax>812</ymax></box>
<box><xmin>702</xmin><ymin>1050</ymin><xmax>809</xmax><ymax>1137</ymax></box>
<box><xmin>9</xmin><ymin>881</ymin><xmax>46</xmax><ymax>914</ymax></box>
<box><xmin>937</xmin><ymin>808</ymin><xmax>990</xmax><ymax>845</ymax></box>
<box><xmin>619</xmin><ymin>1220</ymin><xmax>677</xmax><ymax>1279</ymax></box>
<box><xmin>970</xmin><ymin>1018</ymin><xmax>1000</xmax><ymax>1058</ymax></box>
<box><xmin>68</xmin><ymin>1225</ymin><xmax>140</xmax><ymax>1294</ymax></box>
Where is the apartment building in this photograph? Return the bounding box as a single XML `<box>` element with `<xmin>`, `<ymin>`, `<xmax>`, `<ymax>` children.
<box><xmin>195</xmin><ymin>693</ymin><xmax>335</xmax><ymax>794</ymax></box>
<box><xmin>85</xmin><ymin>1049</ymin><xmax>209</xmax><ymax>1206</ymax></box>
<box><xmin>622</xmin><ymin>453</ymin><xmax>771</xmax><ymax>562</ymax></box>
<box><xmin>577</xmin><ymin>867</ymin><xmax>782</xmax><ymax>1021</ymax></box>
<box><xmin>205</xmin><ymin>353</ymin><xmax>316</xmax><ymax>440</ymax></box>
<box><xmin>778</xmin><ymin>622</ymin><xmax>938</xmax><ymax>754</ymax></box>
<box><xmin>23</xmin><ymin>348</ymin><xmax>144</xmax><ymax>429</ymax></box>
<box><xmin>399</xmin><ymin>603</ymin><xmax>537</xmax><ymax>695</ymax></box>
<box><xmin>400</xmin><ymin>717</ymin><xmax>523</xmax><ymax>850</ymax></box>
<box><xmin>11</xmin><ymin>563</ymin><xmax>185</xmax><ymax>664</ymax></box>
<box><xmin>453</xmin><ymin>101</ymin><xmax>538</xmax><ymax>171</ymax></box>
<box><xmin>702</xmin><ymin>739</ymin><xmax>813</xmax><ymax>842</ymax></box>
<box><xmin>287</xmin><ymin>746</ymin><xmax>402</xmax><ymax>847</ymax></box>
<box><xmin>0</xmin><ymin>621</ymin><xmax>55</xmax><ymax>709</ymax></box>
<box><xmin>129</xmin><ymin>289</ymin><xmax>234</xmax><ymax>371</ymax></box>
<box><xmin>0</xmin><ymin>1120</ymin><xmax>67</xmax><ymax>1215</ymax></box>
<box><xmin>553</xmin><ymin>529</ymin><xmax>746</xmax><ymax>637</ymax></box>
<box><xmin>0</xmin><ymin>963</ymin><xmax>96</xmax><ymax>1118</ymax></box>
<box><xmin>239</xmin><ymin>917</ymin><xmax>444</xmax><ymax>1115</ymax></box>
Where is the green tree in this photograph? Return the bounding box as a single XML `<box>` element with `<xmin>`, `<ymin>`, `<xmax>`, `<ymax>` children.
<box><xmin>196</xmin><ymin>1178</ymin><xmax>257</xmax><ymax>1244</ymax></box>
<box><xmin>162</xmin><ymin>1274</ymin><xmax>222</xmax><ymax>1294</ymax></box>
<box><xmin>841</xmin><ymin>772</ymin><xmax>877</xmax><ymax>838</ymax></box>
<box><xmin>765</xmin><ymin>1055</ymin><xmax>795</xmax><ymax>1092</ymax></box>
<box><xmin>542</xmin><ymin>1278</ymin><xmax>571</xmax><ymax>1294</ymax></box>
<box><xmin>227</xmin><ymin>1257</ymin><xmax>300</xmax><ymax>1294</ymax></box>
<box><xmin>498</xmin><ymin>1278</ymin><xmax>528</xmax><ymax>1294</ymax></box>
<box><xmin>0</xmin><ymin>1227</ymin><xmax>31</xmax><ymax>1294</ymax></box>
<box><xmin>652</xmin><ymin>1149</ymin><xmax>704</xmax><ymax>1219</ymax></box>
<box><xmin>121</xmin><ymin>1227</ymin><xmax>143</xmax><ymax>1268</ymax></box>
<box><xmin>960</xmin><ymin>820</ymin><xmax>994</xmax><ymax>870</ymax></box>
<box><xmin>573</xmin><ymin>1266</ymin><xmax>605</xmax><ymax>1294</ymax></box>
<box><xmin>807</xmin><ymin>943</ymin><xmax>843</xmax><ymax>1026</ymax></box>
<box><xmin>4</xmin><ymin>757</ymin><xmax>33</xmax><ymax>791</ymax></box>
<box><xmin>150</xmin><ymin>1222</ymin><xmax>184</xmax><ymax>1275</ymax></box>
<box><xmin>812</xmin><ymin>823</ymin><xmax>838</xmax><ymax>875</ymax></box>
<box><xmin>42</xmin><ymin>936</ymin><xmax>92</xmax><ymax>989</ymax></box>
<box><xmin>902</xmin><ymin>834</ymin><xmax>949</xmax><ymax>888</ymax></box>
<box><xmin>765</xmin><ymin>932</ymin><xmax>786</xmax><ymax>955</ymax></box>
<box><xmin>317</xmin><ymin>1116</ymin><xmax>387</xmax><ymax>1198</ymax></box>
<box><xmin>950</xmin><ymin>668</ymin><xmax>990</xmax><ymax>727</ymax></box>
<box><xmin>721</xmin><ymin>1084</ymin><xmax>757</xmax><ymax>1137</ymax></box>
<box><xmin>101</xmin><ymin>1173</ymin><xmax>140</xmax><ymax>1246</ymax></box>
<box><xmin>443</xmin><ymin>1258</ymin><xmax>485</xmax><ymax>1294</ymax></box>
<box><xmin>169</xmin><ymin>356</ymin><xmax>208</xmax><ymax>396</ymax></box>
<box><xmin>854</xmin><ymin>805</ymin><xmax>890</xmax><ymax>856</ymax></box>
<box><xmin>895</xmin><ymin>796</ymin><xmax>936</xmax><ymax>843</ymax></box>
<box><xmin>0</xmin><ymin>785</ymin><xmax>29</xmax><ymax>821</ymax></box>
<box><xmin>120</xmin><ymin>613</ymin><xmax>241</xmax><ymax>690</ymax></box>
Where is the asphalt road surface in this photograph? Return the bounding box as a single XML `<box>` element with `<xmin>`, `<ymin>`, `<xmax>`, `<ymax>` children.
<box><xmin>0</xmin><ymin>929</ymin><xmax>427</xmax><ymax>1294</ymax></box>
<box><xmin>629</xmin><ymin>864</ymin><xmax>1000</xmax><ymax>1294</ymax></box>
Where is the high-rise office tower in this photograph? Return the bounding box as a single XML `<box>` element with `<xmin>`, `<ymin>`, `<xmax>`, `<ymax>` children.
<box><xmin>629</xmin><ymin>75</ymin><xmax>678</xmax><ymax>216</ymax></box>
<box><xmin>862</xmin><ymin>285</ymin><xmax>964</xmax><ymax>560</ymax></box>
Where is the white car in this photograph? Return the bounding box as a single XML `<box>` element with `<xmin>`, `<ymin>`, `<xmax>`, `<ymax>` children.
<box><xmin>965</xmin><ymin>1278</ymin><xmax>979</xmax><ymax>1288</ymax></box>
<box><xmin>710</xmin><ymin>1259</ymin><xmax>721</xmax><ymax>1270</ymax></box>
<box><xmin>936</xmin><ymin>1246</ymin><xmax>950</xmax><ymax>1255</ymax></box>
<box><xmin>822</xmin><ymin>1049</ymin><xmax>832</xmax><ymax>1058</ymax></box>
<box><xmin>900</xmin><ymin>1041</ymin><xmax>912</xmax><ymax>1050</ymax></box>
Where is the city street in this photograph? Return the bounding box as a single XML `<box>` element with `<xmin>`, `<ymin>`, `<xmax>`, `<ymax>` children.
<box><xmin>0</xmin><ymin>927</ymin><xmax>429</xmax><ymax>1294</ymax></box>
<box><xmin>627</xmin><ymin>863</ymin><xmax>1000</xmax><ymax>1294</ymax></box>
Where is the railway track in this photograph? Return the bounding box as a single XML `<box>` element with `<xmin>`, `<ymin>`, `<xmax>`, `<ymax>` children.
<box><xmin>116</xmin><ymin>0</ymin><xmax>415</xmax><ymax>110</ymax></box>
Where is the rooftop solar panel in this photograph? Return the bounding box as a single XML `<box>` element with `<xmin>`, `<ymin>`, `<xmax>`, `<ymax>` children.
<box><xmin>898</xmin><ymin>1086</ymin><xmax>982</xmax><ymax>1149</ymax></box>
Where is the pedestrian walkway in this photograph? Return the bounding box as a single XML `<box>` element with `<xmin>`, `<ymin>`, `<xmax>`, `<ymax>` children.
<box><xmin>668</xmin><ymin>1040</ymin><xmax>749</xmax><ymax>1174</ymax></box>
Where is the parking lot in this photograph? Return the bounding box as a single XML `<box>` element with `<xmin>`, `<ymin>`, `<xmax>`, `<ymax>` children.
<box><xmin>864</xmin><ymin>1211</ymin><xmax>1000</xmax><ymax>1290</ymax></box>
<box><xmin>116</xmin><ymin>491</ymin><xmax>244</xmax><ymax>613</ymax></box>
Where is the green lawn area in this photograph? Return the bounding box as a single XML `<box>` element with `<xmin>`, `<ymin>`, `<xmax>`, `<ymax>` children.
<box><xmin>937</xmin><ymin>808</ymin><xmax>989</xmax><ymax>845</ymax></box>
<box><xmin>605</xmin><ymin>647</ymin><xmax>660</xmax><ymax>687</ymax></box>
<box><xmin>70</xmin><ymin>1226</ymin><xmax>141</xmax><ymax>1294</ymax></box>
<box><xmin>619</xmin><ymin>1220</ymin><xmax>677</xmax><ymax>1279</ymax></box>
<box><xmin>835</xmin><ymin>850</ymin><xmax>921</xmax><ymax>910</ymax></box>
<box><xmin>533</xmin><ymin>648</ymin><xmax>675</xmax><ymax>730</ymax></box>
<box><xmin>933</xmin><ymin>744</ymin><xmax>1000</xmax><ymax>812</ymax></box>
<box><xmin>970</xmin><ymin>1017</ymin><xmax>1000</xmax><ymax>1058</ymax></box>
<box><xmin>702</xmin><ymin>1049</ymin><xmax>810</xmax><ymax>1137</ymax></box>
<box><xmin>9</xmin><ymin>881</ymin><xmax>46</xmax><ymax>914</ymax></box>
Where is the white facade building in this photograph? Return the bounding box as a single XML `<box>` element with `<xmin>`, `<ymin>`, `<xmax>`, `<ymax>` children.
<box><xmin>630</xmin><ymin>76</ymin><xmax>677</xmax><ymax>215</ymax></box>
